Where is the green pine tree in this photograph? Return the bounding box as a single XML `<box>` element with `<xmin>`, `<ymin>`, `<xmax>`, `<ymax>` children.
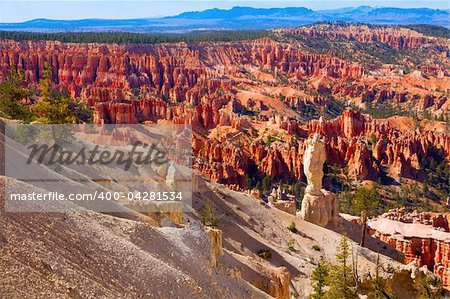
<box><xmin>32</xmin><ymin>66</ymin><xmax>77</xmax><ymax>124</ymax></box>
<box><xmin>32</xmin><ymin>64</ymin><xmax>92</xmax><ymax>125</ymax></box>
<box><xmin>262</xmin><ymin>175</ymin><xmax>271</xmax><ymax>192</ymax></box>
<box><xmin>310</xmin><ymin>262</ymin><xmax>329</xmax><ymax>299</ymax></box>
<box><xmin>292</xmin><ymin>181</ymin><xmax>304</xmax><ymax>198</ymax></box>
<box><xmin>353</xmin><ymin>187</ymin><xmax>381</xmax><ymax>247</ymax></box>
<box><xmin>369</xmin><ymin>253</ymin><xmax>388</xmax><ymax>299</ymax></box>
<box><xmin>201</xmin><ymin>199</ymin><xmax>224</xmax><ymax>228</ymax></box>
<box><xmin>325</xmin><ymin>235</ymin><xmax>358</xmax><ymax>299</ymax></box>
<box><xmin>415</xmin><ymin>272</ymin><xmax>443</xmax><ymax>299</ymax></box>
<box><xmin>0</xmin><ymin>68</ymin><xmax>33</xmax><ymax>122</ymax></box>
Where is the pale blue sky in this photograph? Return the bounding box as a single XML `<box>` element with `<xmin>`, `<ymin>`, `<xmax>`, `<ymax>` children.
<box><xmin>0</xmin><ymin>1</ymin><xmax>448</xmax><ymax>22</ymax></box>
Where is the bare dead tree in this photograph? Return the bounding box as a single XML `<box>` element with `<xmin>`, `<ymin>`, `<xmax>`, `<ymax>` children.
<box><xmin>351</xmin><ymin>244</ymin><xmax>359</xmax><ymax>290</ymax></box>
<box><xmin>360</xmin><ymin>209</ymin><xmax>367</xmax><ymax>247</ymax></box>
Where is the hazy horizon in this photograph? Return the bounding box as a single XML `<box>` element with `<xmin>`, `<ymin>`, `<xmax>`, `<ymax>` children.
<box><xmin>0</xmin><ymin>1</ymin><xmax>448</xmax><ymax>22</ymax></box>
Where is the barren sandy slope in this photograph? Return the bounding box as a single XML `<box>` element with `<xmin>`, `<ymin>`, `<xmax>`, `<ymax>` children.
<box><xmin>0</xmin><ymin>173</ymin><xmax>423</xmax><ymax>299</ymax></box>
<box><xmin>0</xmin><ymin>177</ymin><xmax>269</xmax><ymax>299</ymax></box>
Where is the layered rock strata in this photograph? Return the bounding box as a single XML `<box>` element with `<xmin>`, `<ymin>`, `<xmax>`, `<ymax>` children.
<box><xmin>369</xmin><ymin>215</ymin><xmax>450</xmax><ymax>289</ymax></box>
<box><xmin>0</xmin><ymin>32</ymin><xmax>448</xmax><ymax>190</ymax></box>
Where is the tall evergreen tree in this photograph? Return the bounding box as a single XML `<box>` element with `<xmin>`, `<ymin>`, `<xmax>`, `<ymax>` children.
<box><xmin>415</xmin><ymin>273</ymin><xmax>443</xmax><ymax>299</ymax></box>
<box><xmin>32</xmin><ymin>65</ymin><xmax>92</xmax><ymax>124</ymax></box>
<box><xmin>370</xmin><ymin>253</ymin><xmax>388</xmax><ymax>299</ymax></box>
<box><xmin>310</xmin><ymin>262</ymin><xmax>329</xmax><ymax>299</ymax></box>
<box><xmin>325</xmin><ymin>235</ymin><xmax>358</xmax><ymax>299</ymax></box>
<box><xmin>262</xmin><ymin>175</ymin><xmax>271</xmax><ymax>192</ymax></box>
<box><xmin>32</xmin><ymin>66</ymin><xmax>77</xmax><ymax>124</ymax></box>
<box><xmin>353</xmin><ymin>187</ymin><xmax>381</xmax><ymax>247</ymax></box>
<box><xmin>0</xmin><ymin>68</ymin><xmax>32</xmax><ymax>122</ymax></box>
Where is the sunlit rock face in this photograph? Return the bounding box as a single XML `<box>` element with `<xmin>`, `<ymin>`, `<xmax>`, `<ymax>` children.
<box><xmin>369</xmin><ymin>210</ymin><xmax>450</xmax><ymax>290</ymax></box>
<box><xmin>299</xmin><ymin>134</ymin><xmax>340</xmax><ymax>227</ymax></box>
<box><xmin>0</xmin><ymin>36</ymin><xmax>448</xmax><ymax>189</ymax></box>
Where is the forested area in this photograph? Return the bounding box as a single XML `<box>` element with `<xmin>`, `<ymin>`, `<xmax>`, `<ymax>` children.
<box><xmin>0</xmin><ymin>30</ymin><xmax>269</xmax><ymax>44</ymax></box>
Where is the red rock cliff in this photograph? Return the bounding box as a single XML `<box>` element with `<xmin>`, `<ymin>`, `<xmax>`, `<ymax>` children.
<box><xmin>369</xmin><ymin>212</ymin><xmax>450</xmax><ymax>289</ymax></box>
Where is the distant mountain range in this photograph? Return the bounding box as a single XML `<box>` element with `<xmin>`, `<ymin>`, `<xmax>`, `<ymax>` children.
<box><xmin>0</xmin><ymin>6</ymin><xmax>448</xmax><ymax>32</ymax></box>
<box><xmin>172</xmin><ymin>7</ymin><xmax>317</xmax><ymax>19</ymax></box>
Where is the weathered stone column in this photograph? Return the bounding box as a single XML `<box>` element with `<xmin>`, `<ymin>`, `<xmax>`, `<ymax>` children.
<box><xmin>299</xmin><ymin>134</ymin><xmax>340</xmax><ymax>226</ymax></box>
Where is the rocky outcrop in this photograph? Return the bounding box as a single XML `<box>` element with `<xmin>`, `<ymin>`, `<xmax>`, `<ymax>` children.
<box><xmin>0</xmin><ymin>33</ymin><xmax>447</xmax><ymax>189</ymax></box>
<box><xmin>276</xmin><ymin>24</ymin><xmax>449</xmax><ymax>115</ymax></box>
<box><xmin>308</xmin><ymin>110</ymin><xmax>450</xmax><ymax>180</ymax></box>
<box><xmin>369</xmin><ymin>215</ymin><xmax>450</xmax><ymax>290</ymax></box>
<box><xmin>258</xmin><ymin>266</ymin><xmax>290</xmax><ymax>299</ymax></box>
<box><xmin>238</xmin><ymin>263</ymin><xmax>290</xmax><ymax>299</ymax></box>
<box><xmin>271</xmin><ymin>201</ymin><xmax>297</xmax><ymax>215</ymax></box>
<box><xmin>0</xmin><ymin>25</ymin><xmax>447</xmax><ymax>125</ymax></box>
<box><xmin>381</xmin><ymin>208</ymin><xmax>450</xmax><ymax>230</ymax></box>
<box><xmin>193</xmin><ymin>108</ymin><xmax>449</xmax><ymax>188</ymax></box>
<box><xmin>281</xmin><ymin>24</ymin><xmax>441</xmax><ymax>50</ymax></box>
<box><xmin>206</xmin><ymin>227</ymin><xmax>224</xmax><ymax>268</ymax></box>
<box><xmin>299</xmin><ymin>134</ymin><xmax>340</xmax><ymax>226</ymax></box>
<box><xmin>0</xmin><ymin>39</ymin><xmax>362</xmax><ymax>105</ymax></box>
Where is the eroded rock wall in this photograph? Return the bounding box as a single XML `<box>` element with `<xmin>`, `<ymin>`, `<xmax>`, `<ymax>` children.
<box><xmin>369</xmin><ymin>212</ymin><xmax>450</xmax><ymax>290</ymax></box>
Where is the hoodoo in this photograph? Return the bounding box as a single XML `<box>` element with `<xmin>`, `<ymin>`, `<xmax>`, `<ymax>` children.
<box><xmin>299</xmin><ymin>134</ymin><xmax>340</xmax><ymax>226</ymax></box>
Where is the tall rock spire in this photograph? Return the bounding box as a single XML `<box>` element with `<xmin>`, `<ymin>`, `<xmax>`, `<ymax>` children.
<box><xmin>299</xmin><ymin>134</ymin><xmax>340</xmax><ymax>226</ymax></box>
